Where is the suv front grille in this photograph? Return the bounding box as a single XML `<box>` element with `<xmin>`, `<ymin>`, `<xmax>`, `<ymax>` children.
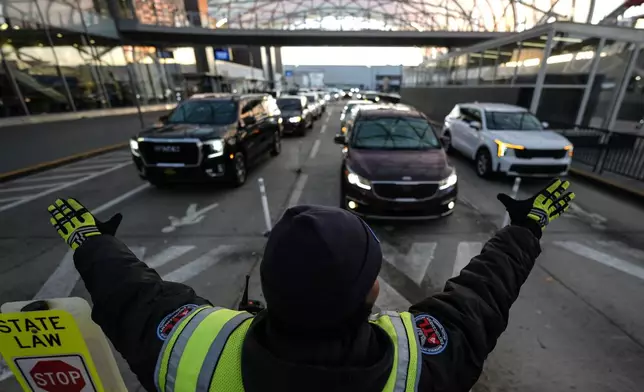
<box><xmin>515</xmin><ymin>149</ymin><xmax>566</xmax><ymax>159</ymax></box>
<box><xmin>139</xmin><ymin>141</ymin><xmax>200</xmax><ymax>165</ymax></box>
<box><xmin>373</xmin><ymin>183</ymin><xmax>438</xmax><ymax>200</ymax></box>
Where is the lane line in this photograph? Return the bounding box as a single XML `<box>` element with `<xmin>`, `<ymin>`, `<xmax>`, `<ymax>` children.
<box><xmin>0</xmin><ymin>162</ymin><xmax>133</xmax><ymax>213</ymax></box>
<box><xmin>554</xmin><ymin>241</ymin><xmax>644</xmax><ymax>281</ymax></box>
<box><xmin>54</xmin><ymin>163</ymin><xmax>119</xmax><ymax>172</ymax></box>
<box><xmin>382</xmin><ymin>242</ymin><xmax>436</xmax><ymax>286</ymax></box>
<box><xmin>146</xmin><ymin>246</ymin><xmax>196</xmax><ymax>269</ymax></box>
<box><xmin>320</xmin><ymin>124</ymin><xmax>327</xmax><ymax>134</ymax></box>
<box><xmin>32</xmin><ymin>183</ymin><xmax>150</xmax><ymax>300</ymax></box>
<box><xmin>14</xmin><ymin>173</ymin><xmax>88</xmax><ymax>183</ymax></box>
<box><xmin>287</xmin><ymin>174</ymin><xmax>309</xmax><ymax>208</ymax></box>
<box><xmin>0</xmin><ymin>183</ymin><xmax>65</xmax><ymax>193</ymax></box>
<box><xmin>309</xmin><ymin>139</ymin><xmax>321</xmax><ymax>159</ymax></box>
<box><xmin>0</xmin><ymin>196</ymin><xmax>25</xmax><ymax>203</ymax></box>
<box><xmin>162</xmin><ymin>245</ymin><xmax>234</xmax><ymax>283</ymax></box>
<box><xmin>453</xmin><ymin>242</ymin><xmax>483</xmax><ymax>278</ymax></box>
<box><xmin>375</xmin><ymin>277</ymin><xmax>411</xmax><ymax>312</ymax></box>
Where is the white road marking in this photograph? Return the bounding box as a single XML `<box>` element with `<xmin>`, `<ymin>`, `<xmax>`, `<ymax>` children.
<box><xmin>309</xmin><ymin>139</ymin><xmax>321</xmax><ymax>159</ymax></box>
<box><xmin>162</xmin><ymin>202</ymin><xmax>219</xmax><ymax>233</ymax></box>
<box><xmin>0</xmin><ymin>183</ymin><xmax>67</xmax><ymax>193</ymax></box>
<box><xmin>375</xmin><ymin>278</ymin><xmax>411</xmax><ymax>312</ymax></box>
<box><xmin>15</xmin><ymin>173</ymin><xmax>87</xmax><ymax>183</ymax></box>
<box><xmin>382</xmin><ymin>242</ymin><xmax>436</xmax><ymax>286</ymax></box>
<box><xmin>453</xmin><ymin>242</ymin><xmax>483</xmax><ymax>278</ymax></box>
<box><xmin>567</xmin><ymin>203</ymin><xmax>607</xmax><ymax>229</ymax></box>
<box><xmin>320</xmin><ymin>124</ymin><xmax>327</xmax><ymax>134</ymax></box>
<box><xmin>0</xmin><ymin>196</ymin><xmax>24</xmax><ymax>203</ymax></box>
<box><xmin>90</xmin><ymin>155</ymin><xmax>132</xmax><ymax>163</ymax></box>
<box><xmin>54</xmin><ymin>163</ymin><xmax>119</xmax><ymax>173</ymax></box>
<box><xmin>162</xmin><ymin>245</ymin><xmax>234</xmax><ymax>283</ymax></box>
<box><xmin>596</xmin><ymin>241</ymin><xmax>644</xmax><ymax>261</ymax></box>
<box><xmin>146</xmin><ymin>246</ymin><xmax>196</xmax><ymax>269</ymax></box>
<box><xmin>554</xmin><ymin>241</ymin><xmax>644</xmax><ymax>281</ymax></box>
<box><xmin>0</xmin><ymin>162</ymin><xmax>133</xmax><ymax>213</ymax></box>
<box><xmin>287</xmin><ymin>174</ymin><xmax>309</xmax><ymax>208</ymax></box>
<box><xmin>32</xmin><ymin>183</ymin><xmax>150</xmax><ymax>299</ymax></box>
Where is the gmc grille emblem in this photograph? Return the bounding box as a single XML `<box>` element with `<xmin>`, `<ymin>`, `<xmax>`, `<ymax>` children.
<box><xmin>155</xmin><ymin>145</ymin><xmax>181</xmax><ymax>153</ymax></box>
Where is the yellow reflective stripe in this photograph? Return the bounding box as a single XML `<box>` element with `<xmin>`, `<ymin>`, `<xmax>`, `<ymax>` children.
<box><xmin>400</xmin><ymin>312</ymin><xmax>421</xmax><ymax>392</ymax></box>
<box><xmin>174</xmin><ymin>308</ymin><xmax>244</xmax><ymax>391</ymax></box>
<box><xmin>209</xmin><ymin>318</ymin><xmax>254</xmax><ymax>392</ymax></box>
<box><xmin>372</xmin><ymin>315</ymin><xmax>398</xmax><ymax>392</ymax></box>
<box><xmin>155</xmin><ymin>306</ymin><xmax>213</xmax><ymax>392</ymax></box>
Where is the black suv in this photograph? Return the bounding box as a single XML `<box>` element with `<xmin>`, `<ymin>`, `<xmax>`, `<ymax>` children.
<box><xmin>277</xmin><ymin>95</ymin><xmax>313</xmax><ymax>135</ymax></box>
<box><xmin>130</xmin><ymin>93</ymin><xmax>282</xmax><ymax>187</ymax></box>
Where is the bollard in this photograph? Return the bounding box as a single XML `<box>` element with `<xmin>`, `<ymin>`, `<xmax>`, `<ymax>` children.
<box><xmin>258</xmin><ymin>178</ymin><xmax>272</xmax><ymax>236</ymax></box>
<box><xmin>502</xmin><ymin>177</ymin><xmax>522</xmax><ymax>227</ymax></box>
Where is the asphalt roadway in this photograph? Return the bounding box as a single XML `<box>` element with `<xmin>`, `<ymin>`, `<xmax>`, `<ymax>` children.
<box><xmin>1</xmin><ymin>102</ymin><xmax>644</xmax><ymax>391</ymax></box>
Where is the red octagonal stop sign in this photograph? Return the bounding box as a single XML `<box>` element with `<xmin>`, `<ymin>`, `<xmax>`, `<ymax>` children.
<box><xmin>29</xmin><ymin>359</ymin><xmax>87</xmax><ymax>392</ymax></box>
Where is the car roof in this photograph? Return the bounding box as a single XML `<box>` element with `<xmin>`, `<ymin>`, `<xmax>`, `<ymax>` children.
<box><xmin>357</xmin><ymin>105</ymin><xmax>424</xmax><ymax>118</ymax></box>
<box><xmin>278</xmin><ymin>95</ymin><xmax>304</xmax><ymax>100</ymax></box>
<box><xmin>188</xmin><ymin>93</ymin><xmax>267</xmax><ymax>101</ymax></box>
<box><xmin>346</xmin><ymin>100</ymin><xmax>370</xmax><ymax>104</ymax></box>
<box><xmin>461</xmin><ymin>102</ymin><xmax>527</xmax><ymax>112</ymax></box>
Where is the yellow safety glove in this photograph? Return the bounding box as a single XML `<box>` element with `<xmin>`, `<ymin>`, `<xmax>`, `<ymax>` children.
<box><xmin>47</xmin><ymin>198</ymin><xmax>122</xmax><ymax>250</ymax></box>
<box><xmin>497</xmin><ymin>178</ymin><xmax>576</xmax><ymax>236</ymax></box>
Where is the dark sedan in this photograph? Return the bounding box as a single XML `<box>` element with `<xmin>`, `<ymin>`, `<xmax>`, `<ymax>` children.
<box><xmin>276</xmin><ymin>96</ymin><xmax>313</xmax><ymax>136</ymax></box>
<box><xmin>130</xmin><ymin>94</ymin><xmax>281</xmax><ymax>187</ymax></box>
<box><xmin>335</xmin><ymin>106</ymin><xmax>457</xmax><ymax>219</ymax></box>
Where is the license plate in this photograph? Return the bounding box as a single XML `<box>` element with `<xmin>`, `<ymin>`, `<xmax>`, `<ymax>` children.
<box><xmin>164</xmin><ymin>169</ymin><xmax>176</xmax><ymax>175</ymax></box>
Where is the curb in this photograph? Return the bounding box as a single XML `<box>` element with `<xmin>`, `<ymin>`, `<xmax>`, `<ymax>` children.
<box><xmin>0</xmin><ymin>143</ymin><xmax>128</xmax><ymax>183</ymax></box>
<box><xmin>569</xmin><ymin>167</ymin><xmax>644</xmax><ymax>202</ymax></box>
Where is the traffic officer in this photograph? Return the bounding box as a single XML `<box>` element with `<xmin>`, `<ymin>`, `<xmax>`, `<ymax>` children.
<box><xmin>47</xmin><ymin>178</ymin><xmax>575</xmax><ymax>392</ymax></box>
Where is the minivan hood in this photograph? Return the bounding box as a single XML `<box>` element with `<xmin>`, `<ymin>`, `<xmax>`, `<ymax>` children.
<box><xmin>280</xmin><ymin>110</ymin><xmax>303</xmax><ymax>117</ymax></box>
<box><xmin>138</xmin><ymin>123</ymin><xmax>231</xmax><ymax>141</ymax></box>
<box><xmin>488</xmin><ymin>130</ymin><xmax>571</xmax><ymax>149</ymax></box>
<box><xmin>347</xmin><ymin>149</ymin><xmax>451</xmax><ymax>181</ymax></box>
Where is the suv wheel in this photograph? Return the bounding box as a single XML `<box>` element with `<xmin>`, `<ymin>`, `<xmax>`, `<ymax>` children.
<box><xmin>231</xmin><ymin>152</ymin><xmax>247</xmax><ymax>187</ymax></box>
<box><xmin>271</xmin><ymin>131</ymin><xmax>282</xmax><ymax>156</ymax></box>
<box><xmin>476</xmin><ymin>149</ymin><xmax>492</xmax><ymax>178</ymax></box>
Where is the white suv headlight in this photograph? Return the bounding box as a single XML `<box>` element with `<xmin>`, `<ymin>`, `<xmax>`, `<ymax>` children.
<box><xmin>346</xmin><ymin>166</ymin><xmax>371</xmax><ymax>190</ymax></box>
<box><xmin>289</xmin><ymin>116</ymin><xmax>302</xmax><ymax>123</ymax></box>
<box><xmin>206</xmin><ymin>139</ymin><xmax>224</xmax><ymax>158</ymax></box>
<box><xmin>439</xmin><ymin>170</ymin><xmax>457</xmax><ymax>190</ymax></box>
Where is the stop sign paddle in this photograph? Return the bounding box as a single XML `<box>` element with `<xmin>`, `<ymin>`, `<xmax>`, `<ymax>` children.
<box><xmin>30</xmin><ymin>359</ymin><xmax>87</xmax><ymax>392</ymax></box>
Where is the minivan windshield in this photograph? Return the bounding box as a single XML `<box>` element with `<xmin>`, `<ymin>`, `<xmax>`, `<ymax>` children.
<box><xmin>277</xmin><ymin>99</ymin><xmax>302</xmax><ymax>111</ymax></box>
<box><xmin>351</xmin><ymin>117</ymin><xmax>441</xmax><ymax>150</ymax></box>
<box><xmin>485</xmin><ymin>111</ymin><xmax>543</xmax><ymax>131</ymax></box>
<box><xmin>167</xmin><ymin>100</ymin><xmax>238</xmax><ymax>125</ymax></box>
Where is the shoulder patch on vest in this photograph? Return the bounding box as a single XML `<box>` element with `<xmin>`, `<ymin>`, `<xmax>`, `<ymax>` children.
<box><xmin>157</xmin><ymin>304</ymin><xmax>198</xmax><ymax>340</ymax></box>
<box><xmin>414</xmin><ymin>314</ymin><xmax>448</xmax><ymax>355</ymax></box>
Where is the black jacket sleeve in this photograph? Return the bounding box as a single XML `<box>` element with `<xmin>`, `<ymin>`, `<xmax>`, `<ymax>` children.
<box><xmin>409</xmin><ymin>225</ymin><xmax>541</xmax><ymax>392</ymax></box>
<box><xmin>73</xmin><ymin>235</ymin><xmax>211</xmax><ymax>392</ymax></box>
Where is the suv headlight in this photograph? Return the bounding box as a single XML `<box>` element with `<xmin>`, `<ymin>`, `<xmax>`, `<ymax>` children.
<box><xmin>205</xmin><ymin>139</ymin><xmax>224</xmax><ymax>158</ymax></box>
<box><xmin>289</xmin><ymin>116</ymin><xmax>302</xmax><ymax>123</ymax></box>
<box><xmin>439</xmin><ymin>169</ymin><xmax>457</xmax><ymax>190</ymax></box>
<box><xmin>130</xmin><ymin>139</ymin><xmax>140</xmax><ymax>156</ymax></box>
<box><xmin>345</xmin><ymin>166</ymin><xmax>371</xmax><ymax>190</ymax></box>
<box><xmin>495</xmin><ymin>139</ymin><xmax>525</xmax><ymax>157</ymax></box>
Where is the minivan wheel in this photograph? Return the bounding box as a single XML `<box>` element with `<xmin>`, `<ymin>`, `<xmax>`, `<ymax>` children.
<box><xmin>476</xmin><ymin>149</ymin><xmax>492</xmax><ymax>178</ymax></box>
<box><xmin>271</xmin><ymin>131</ymin><xmax>282</xmax><ymax>156</ymax></box>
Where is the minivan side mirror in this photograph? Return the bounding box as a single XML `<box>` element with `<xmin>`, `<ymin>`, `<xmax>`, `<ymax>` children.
<box><xmin>159</xmin><ymin>114</ymin><xmax>169</xmax><ymax>123</ymax></box>
<box><xmin>541</xmin><ymin>121</ymin><xmax>549</xmax><ymax>129</ymax></box>
<box><xmin>470</xmin><ymin>121</ymin><xmax>482</xmax><ymax>130</ymax></box>
<box><xmin>334</xmin><ymin>134</ymin><xmax>347</xmax><ymax>145</ymax></box>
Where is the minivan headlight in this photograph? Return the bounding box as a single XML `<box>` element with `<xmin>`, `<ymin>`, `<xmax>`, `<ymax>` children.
<box><xmin>345</xmin><ymin>166</ymin><xmax>371</xmax><ymax>190</ymax></box>
<box><xmin>439</xmin><ymin>170</ymin><xmax>457</xmax><ymax>190</ymax></box>
<box><xmin>130</xmin><ymin>139</ymin><xmax>139</xmax><ymax>156</ymax></box>
<box><xmin>289</xmin><ymin>116</ymin><xmax>302</xmax><ymax>123</ymax></box>
<box><xmin>206</xmin><ymin>139</ymin><xmax>224</xmax><ymax>158</ymax></box>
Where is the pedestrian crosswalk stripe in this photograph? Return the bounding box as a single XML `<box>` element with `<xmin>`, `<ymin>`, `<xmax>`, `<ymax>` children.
<box><xmin>162</xmin><ymin>245</ymin><xmax>235</xmax><ymax>283</ymax></box>
<box><xmin>375</xmin><ymin>277</ymin><xmax>411</xmax><ymax>312</ymax></box>
<box><xmin>554</xmin><ymin>241</ymin><xmax>644</xmax><ymax>281</ymax></box>
<box><xmin>146</xmin><ymin>245</ymin><xmax>196</xmax><ymax>269</ymax></box>
<box><xmin>382</xmin><ymin>242</ymin><xmax>436</xmax><ymax>286</ymax></box>
<box><xmin>453</xmin><ymin>242</ymin><xmax>483</xmax><ymax>278</ymax></box>
<box><xmin>595</xmin><ymin>240</ymin><xmax>644</xmax><ymax>261</ymax></box>
<box><xmin>133</xmin><ymin>246</ymin><xmax>146</xmax><ymax>261</ymax></box>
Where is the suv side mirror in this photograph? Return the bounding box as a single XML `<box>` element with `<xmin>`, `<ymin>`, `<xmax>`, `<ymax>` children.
<box><xmin>470</xmin><ymin>121</ymin><xmax>482</xmax><ymax>130</ymax></box>
<box><xmin>541</xmin><ymin>121</ymin><xmax>549</xmax><ymax>129</ymax></box>
<box><xmin>159</xmin><ymin>114</ymin><xmax>169</xmax><ymax>123</ymax></box>
<box><xmin>334</xmin><ymin>134</ymin><xmax>347</xmax><ymax>145</ymax></box>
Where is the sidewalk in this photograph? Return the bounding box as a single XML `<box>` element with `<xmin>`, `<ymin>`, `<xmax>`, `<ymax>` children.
<box><xmin>570</xmin><ymin>161</ymin><xmax>644</xmax><ymax>201</ymax></box>
<box><xmin>0</xmin><ymin>111</ymin><xmax>167</xmax><ymax>179</ymax></box>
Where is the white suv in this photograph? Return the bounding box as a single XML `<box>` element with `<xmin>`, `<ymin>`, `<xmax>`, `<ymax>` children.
<box><xmin>442</xmin><ymin>103</ymin><xmax>573</xmax><ymax>178</ymax></box>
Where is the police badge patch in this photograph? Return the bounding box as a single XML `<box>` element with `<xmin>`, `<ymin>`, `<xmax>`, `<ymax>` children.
<box><xmin>414</xmin><ymin>314</ymin><xmax>448</xmax><ymax>355</ymax></box>
<box><xmin>157</xmin><ymin>304</ymin><xmax>198</xmax><ymax>340</ymax></box>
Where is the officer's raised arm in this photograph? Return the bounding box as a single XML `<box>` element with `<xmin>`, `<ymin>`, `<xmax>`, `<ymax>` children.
<box><xmin>47</xmin><ymin>198</ymin><xmax>210</xmax><ymax>392</ymax></box>
<box><xmin>409</xmin><ymin>179</ymin><xmax>575</xmax><ymax>391</ymax></box>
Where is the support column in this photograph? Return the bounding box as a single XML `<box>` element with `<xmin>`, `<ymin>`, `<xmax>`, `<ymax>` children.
<box><xmin>529</xmin><ymin>28</ymin><xmax>555</xmax><ymax>114</ymax></box>
<box><xmin>263</xmin><ymin>46</ymin><xmax>275</xmax><ymax>89</ymax></box>
<box><xmin>575</xmin><ymin>38</ymin><xmax>605</xmax><ymax>126</ymax></box>
<box><xmin>604</xmin><ymin>44</ymin><xmax>641</xmax><ymax>131</ymax></box>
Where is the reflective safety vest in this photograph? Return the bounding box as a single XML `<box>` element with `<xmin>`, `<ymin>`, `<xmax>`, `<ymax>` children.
<box><xmin>155</xmin><ymin>306</ymin><xmax>421</xmax><ymax>392</ymax></box>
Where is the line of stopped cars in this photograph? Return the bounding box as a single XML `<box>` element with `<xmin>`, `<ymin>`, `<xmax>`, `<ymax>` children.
<box><xmin>129</xmin><ymin>91</ymin><xmax>330</xmax><ymax>187</ymax></box>
<box><xmin>333</xmin><ymin>100</ymin><xmax>573</xmax><ymax>220</ymax></box>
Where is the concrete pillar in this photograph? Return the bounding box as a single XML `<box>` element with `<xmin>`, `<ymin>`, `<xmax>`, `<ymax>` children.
<box><xmin>263</xmin><ymin>46</ymin><xmax>275</xmax><ymax>89</ymax></box>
